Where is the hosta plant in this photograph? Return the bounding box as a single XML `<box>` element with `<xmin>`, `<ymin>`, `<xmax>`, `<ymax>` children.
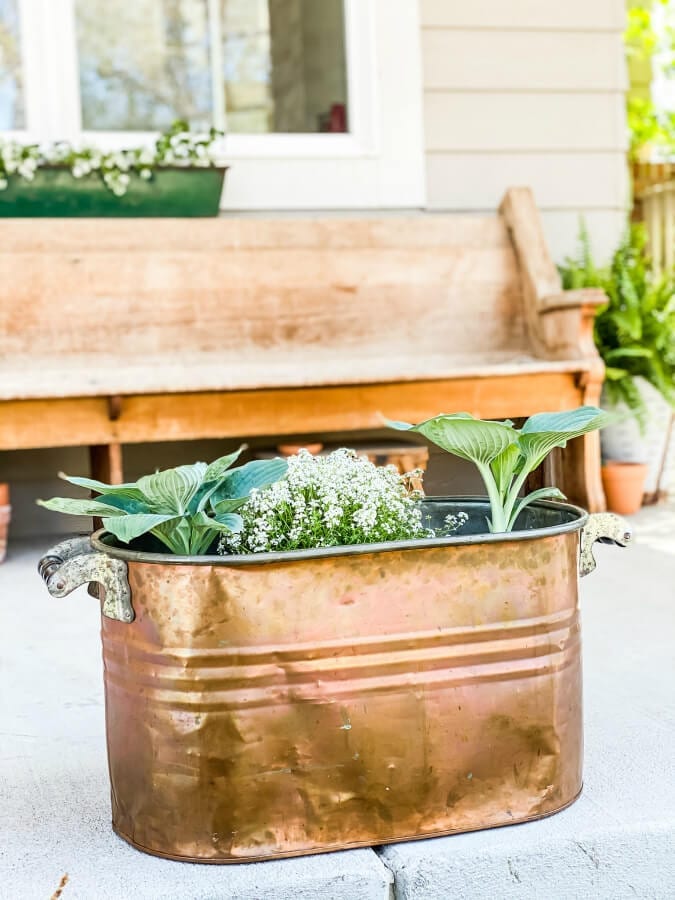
<box><xmin>389</xmin><ymin>406</ymin><xmax>612</xmax><ymax>533</ymax></box>
<box><xmin>37</xmin><ymin>449</ymin><xmax>287</xmax><ymax>555</ymax></box>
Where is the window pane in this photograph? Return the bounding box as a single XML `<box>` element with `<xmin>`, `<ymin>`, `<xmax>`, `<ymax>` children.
<box><xmin>222</xmin><ymin>0</ymin><xmax>348</xmax><ymax>133</ymax></box>
<box><xmin>0</xmin><ymin>0</ymin><xmax>24</xmax><ymax>129</ymax></box>
<box><xmin>75</xmin><ymin>0</ymin><xmax>348</xmax><ymax>134</ymax></box>
<box><xmin>75</xmin><ymin>0</ymin><xmax>213</xmax><ymax>131</ymax></box>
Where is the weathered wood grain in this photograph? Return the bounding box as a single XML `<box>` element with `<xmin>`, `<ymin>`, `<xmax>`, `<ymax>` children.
<box><xmin>0</xmin><ymin>195</ymin><xmax>606</xmax><ymax>513</ymax></box>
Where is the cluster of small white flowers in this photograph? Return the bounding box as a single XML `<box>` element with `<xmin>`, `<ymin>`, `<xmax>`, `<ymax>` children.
<box><xmin>443</xmin><ymin>511</ymin><xmax>469</xmax><ymax>533</ymax></box>
<box><xmin>218</xmin><ymin>449</ymin><xmax>428</xmax><ymax>555</ymax></box>
<box><xmin>0</xmin><ymin>142</ymin><xmax>39</xmax><ymax>189</ymax></box>
<box><xmin>0</xmin><ymin>123</ymin><xmax>223</xmax><ymax>197</ymax></box>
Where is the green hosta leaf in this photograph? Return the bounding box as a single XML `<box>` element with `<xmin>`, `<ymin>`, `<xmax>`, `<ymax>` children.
<box><xmin>97</xmin><ymin>492</ymin><xmax>149</xmax><ymax>514</ymax></box>
<box><xmin>191</xmin><ymin>448</ymin><xmax>247</xmax><ymax>513</ymax></box>
<box><xmin>103</xmin><ymin>513</ymin><xmax>181</xmax><ymax>545</ymax></box>
<box><xmin>153</xmin><ymin>517</ymin><xmax>193</xmax><ymax>555</ymax></box>
<box><xmin>211</xmin><ymin>497</ymin><xmax>247</xmax><ymax>515</ymax></box>
<box><xmin>520</xmin><ymin>406</ymin><xmax>608</xmax><ymax>437</ymax></box>
<box><xmin>518</xmin><ymin>406</ymin><xmax>613</xmax><ymax>471</ymax></box>
<box><xmin>191</xmin><ymin>511</ymin><xmax>243</xmax><ymax>534</ymax></box>
<box><xmin>59</xmin><ymin>472</ymin><xmax>136</xmax><ymax>494</ymax></box>
<box><xmin>214</xmin><ymin>512</ymin><xmax>244</xmax><ymax>532</ymax></box>
<box><xmin>137</xmin><ymin>463</ymin><xmax>207</xmax><ymax>514</ymax></box>
<box><xmin>185</xmin><ymin>511</ymin><xmax>244</xmax><ymax>554</ymax></box>
<box><xmin>389</xmin><ymin>414</ymin><xmax>518</xmax><ymax>465</ymax></box>
<box><xmin>214</xmin><ymin>458</ymin><xmax>288</xmax><ymax>502</ymax></box>
<box><xmin>37</xmin><ymin>497</ymin><xmax>128</xmax><ymax>517</ymax></box>
<box><xmin>490</xmin><ymin>443</ymin><xmax>521</xmax><ymax>495</ymax></box>
<box><xmin>507</xmin><ymin>487</ymin><xmax>567</xmax><ymax>531</ymax></box>
<box><xmin>204</xmin><ymin>446</ymin><xmax>246</xmax><ymax>482</ymax></box>
<box><xmin>57</xmin><ymin>472</ymin><xmax>140</xmax><ymax>495</ymax></box>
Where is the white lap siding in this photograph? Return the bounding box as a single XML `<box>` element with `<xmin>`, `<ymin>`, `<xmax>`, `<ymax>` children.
<box><xmin>420</xmin><ymin>0</ymin><xmax>629</xmax><ymax>262</ymax></box>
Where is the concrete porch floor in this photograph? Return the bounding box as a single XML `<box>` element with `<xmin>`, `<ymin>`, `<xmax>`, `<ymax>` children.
<box><xmin>1</xmin><ymin>504</ymin><xmax>673</xmax><ymax>900</ymax></box>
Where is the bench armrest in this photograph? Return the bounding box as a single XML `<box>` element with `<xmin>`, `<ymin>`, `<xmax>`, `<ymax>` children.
<box><xmin>500</xmin><ymin>188</ymin><xmax>606</xmax><ymax>365</ymax></box>
<box><xmin>539</xmin><ymin>288</ymin><xmax>607</xmax><ymax>314</ymax></box>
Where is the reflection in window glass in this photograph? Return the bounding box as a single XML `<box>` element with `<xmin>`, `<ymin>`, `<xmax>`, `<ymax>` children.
<box><xmin>224</xmin><ymin>0</ymin><xmax>348</xmax><ymax>134</ymax></box>
<box><xmin>75</xmin><ymin>0</ymin><xmax>348</xmax><ymax>134</ymax></box>
<box><xmin>75</xmin><ymin>0</ymin><xmax>213</xmax><ymax>131</ymax></box>
<box><xmin>0</xmin><ymin>0</ymin><xmax>24</xmax><ymax>129</ymax></box>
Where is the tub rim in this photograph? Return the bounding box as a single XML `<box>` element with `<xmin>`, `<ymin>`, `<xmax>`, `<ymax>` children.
<box><xmin>90</xmin><ymin>496</ymin><xmax>588</xmax><ymax>567</ymax></box>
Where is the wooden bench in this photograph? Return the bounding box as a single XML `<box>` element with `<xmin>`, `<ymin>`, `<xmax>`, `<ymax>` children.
<box><xmin>0</xmin><ymin>187</ymin><xmax>607</xmax><ymax>545</ymax></box>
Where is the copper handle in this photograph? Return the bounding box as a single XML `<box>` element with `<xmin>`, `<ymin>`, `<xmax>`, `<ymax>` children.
<box><xmin>38</xmin><ymin>536</ymin><xmax>134</xmax><ymax>623</ymax></box>
<box><xmin>579</xmin><ymin>513</ymin><xmax>632</xmax><ymax>577</ymax></box>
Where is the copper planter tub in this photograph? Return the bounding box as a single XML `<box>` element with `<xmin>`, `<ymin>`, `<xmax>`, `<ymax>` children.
<box><xmin>39</xmin><ymin>498</ymin><xmax>630</xmax><ymax>863</ymax></box>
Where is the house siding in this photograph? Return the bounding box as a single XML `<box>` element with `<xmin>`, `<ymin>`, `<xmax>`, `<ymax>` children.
<box><xmin>420</xmin><ymin>0</ymin><xmax>630</xmax><ymax>262</ymax></box>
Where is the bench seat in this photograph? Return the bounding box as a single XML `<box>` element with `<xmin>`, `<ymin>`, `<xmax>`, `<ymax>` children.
<box><xmin>0</xmin><ymin>353</ymin><xmax>595</xmax><ymax>401</ymax></box>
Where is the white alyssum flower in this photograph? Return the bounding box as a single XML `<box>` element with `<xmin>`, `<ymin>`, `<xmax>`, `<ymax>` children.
<box><xmin>0</xmin><ymin>122</ymin><xmax>224</xmax><ymax>198</ymax></box>
<box><xmin>219</xmin><ymin>449</ymin><xmax>428</xmax><ymax>555</ymax></box>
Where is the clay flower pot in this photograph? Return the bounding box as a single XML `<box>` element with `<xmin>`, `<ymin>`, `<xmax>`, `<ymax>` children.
<box><xmin>277</xmin><ymin>443</ymin><xmax>324</xmax><ymax>456</ymax></box>
<box><xmin>0</xmin><ymin>482</ymin><xmax>10</xmax><ymax>563</ymax></box>
<box><xmin>601</xmin><ymin>462</ymin><xmax>649</xmax><ymax>515</ymax></box>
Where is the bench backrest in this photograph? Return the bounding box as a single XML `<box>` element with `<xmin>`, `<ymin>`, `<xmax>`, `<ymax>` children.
<box><xmin>0</xmin><ymin>212</ymin><xmax>529</xmax><ymax>392</ymax></box>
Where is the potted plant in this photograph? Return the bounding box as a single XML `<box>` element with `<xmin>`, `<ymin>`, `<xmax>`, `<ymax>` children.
<box><xmin>560</xmin><ymin>223</ymin><xmax>675</xmax><ymax>511</ymax></box>
<box><xmin>0</xmin><ymin>121</ymin><xmax>227</xmax><ymax>217</ymax></box>
<box><xmin>37</xmin><ymin>408</ymin><xmax>630</xmax><ymax>863</ymax></box>
<box><xmin>0</xmin><ymin>482</ymin><xmax>9</xmax><ymax>563</ymax></box>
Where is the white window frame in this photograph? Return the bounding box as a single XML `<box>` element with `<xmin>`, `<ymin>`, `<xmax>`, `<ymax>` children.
<box><xmin>11</xmin><ymin>0</ymin><xmax>425</xmax><ymax>208</ymax></box>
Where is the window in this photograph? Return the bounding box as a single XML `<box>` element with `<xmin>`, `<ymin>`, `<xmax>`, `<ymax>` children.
<box><xmin>74</xmin><ymin>0</ymin><xmax>348</xmax><ymax>135</ymax></box>
<box><xmin>3</xmin><ymin>0</ymin><xmax>424</xmax><ymax>207</ymax></box>
<box><xmin>0</xmin><ymin>0</ymin><xmax>23</xmax><ymax>128</ymax></box>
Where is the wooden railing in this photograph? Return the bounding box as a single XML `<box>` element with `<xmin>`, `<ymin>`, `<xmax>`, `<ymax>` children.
<box><xmin>632</xmin><ymin>162</ymin><xmax>675</xmax><ymax>273</ymax></box>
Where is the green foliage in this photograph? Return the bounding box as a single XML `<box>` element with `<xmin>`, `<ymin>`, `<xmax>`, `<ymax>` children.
<box><xmin>559</xmin><ymin>223</ymin><xmax>675</xmax><ymax>423</ymax></box>
<box><xmin>37</xmin><ymin>449</ymin><xmax>288</xmax><ymax>555</ymax></box>
<box><xmin>0</xmin><ymin>120</ymin><xmax>224</xmax><ymax>196</ymax></box>
<box><xmin>388</xmin><ymin>407</ymin><xmax>611</xmax><ymax>532</ymax></box>
<box><xmin>625</xmin><ymin>2</ymin><xmax>675</xmax><ymax>159</ymax></box>
<box><xmin>627</xmin><ymin>96</ymin><xmax>675</xmax><ymax>160</ymax></box>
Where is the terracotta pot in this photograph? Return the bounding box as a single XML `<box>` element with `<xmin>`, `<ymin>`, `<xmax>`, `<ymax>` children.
<box><xmin>601</xmin><ymin>379</ymin><xmax>673</xmax><ymax>496</ymax></box>
<box><xmin>277</xmin><ymin>443</ymin><xmax>324</xmax><ymax>456</ymax></box>
<box><xmin>0</xmin><ymin>483</ymin><xmax>10</xmax><ymax>564</ymax></box>
<box><xmin>601</xmin><ymin>462</ymin><xmax>649</xmax><ymax>515</ymax></box>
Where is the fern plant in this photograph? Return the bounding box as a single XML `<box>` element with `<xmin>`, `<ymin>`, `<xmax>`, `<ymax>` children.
<box><xmin>559</xmin><ymin>223</ymin><xmax>675</xmax><ymax>424</ymax></box>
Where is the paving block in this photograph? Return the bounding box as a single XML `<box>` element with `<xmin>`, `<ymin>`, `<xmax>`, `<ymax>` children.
<box><xmin>0</xmin><ymin>540</ymin><xmax>393</xmax><ymax>900</ymax></box>
<box><xmin>380</xmin><ymin>535</ymin><xmax>675</xmax><ymax>899</ymax></box>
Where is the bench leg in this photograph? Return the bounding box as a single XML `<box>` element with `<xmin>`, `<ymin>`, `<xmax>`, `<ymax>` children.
<box><xmin>90</xmin><ymin>443</ymin><xmax>124</xmax><ymax>486</ymax></box>
<box><xmin>560</xmin><ymin>432</ymin><xmax>606</xmax><ymax>513</ymax></box>
<box><xmin>89</xmin><ymin>444</ymin><xmax>124</xmax><ymax>531</ymax></box>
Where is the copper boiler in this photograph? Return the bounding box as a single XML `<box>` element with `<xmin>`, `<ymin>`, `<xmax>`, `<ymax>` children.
<box><xmin>39</xmin><ymin>499</ymin><xmax>630</xmax><ymax>863</ymax></box>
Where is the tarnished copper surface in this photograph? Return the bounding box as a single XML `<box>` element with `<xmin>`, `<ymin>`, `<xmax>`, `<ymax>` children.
<box><xmin>99</xmin><ymin>524</ymin><xmax>584</xmax><ymax>862</ymax></box>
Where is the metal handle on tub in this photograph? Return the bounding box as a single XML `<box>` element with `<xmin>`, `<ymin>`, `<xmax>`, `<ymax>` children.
<box><xmin>38</xmin><ymin>536</ymin><xmax>134</xmax><ymax>623</ymax></box>
<box><xmin>579</xmin><ymin>513</ymin><xmax>632</xmax><ymax>577</ymax></box>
